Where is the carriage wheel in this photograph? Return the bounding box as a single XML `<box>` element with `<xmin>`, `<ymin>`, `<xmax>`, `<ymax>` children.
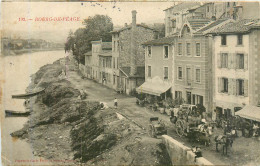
<box><xmin>176</xmin><ymin>120</ymin><xmax>185</xmax><ymax>137</ymax></box>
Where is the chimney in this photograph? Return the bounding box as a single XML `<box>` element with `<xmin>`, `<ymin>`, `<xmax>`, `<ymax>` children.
<box><xmin>130</xmin><ymin>10</ymin><xmax>137</xmax><ymax>76</ymax></box>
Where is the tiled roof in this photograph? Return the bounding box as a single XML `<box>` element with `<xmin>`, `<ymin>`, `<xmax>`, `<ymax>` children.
<box><xmin>111</xmin><ymin>24</ymin><xmax>156</xmax><ymax>33</ymax></box>
<box><xmin>98</xmin><ymin>50</ymin><xmax>112</xmax><ymax>57</ymax></box>
<box><xmin>143</xmin><ymin>36</ymin><xmax>175</xmax><ymax>45</ymax></box>
<box><xmin>164</xmin><ymin>2</ymin><xmax>200</xmax><ymax>12</ymax></box>
<box><xmin>84</xmin><ymin>51</ymin><xmax>92</xmax><ymax>56</ymax></box>
<box><xmin>120</xmin><ymin>66</ymin><xmax>145</xmax><ymax>78</ymax></box>
<box><xmin>187</xmin><ymin>18</ymin><xmax>211</xmax><ymax>31</ymax></box>
<box><xmin>196</xmin><ymin>19</ymin><xmax>229</xmax><ymax>33</ymax></box>
<box><xmin>208</xmin><ymin>19</ymin><xmax>260</xmax><ymax>34</ymax></box>
<box><xmin>101</xmin><ymin>42</ymin><xmax>112</xmax><ymax>50</ymax></box>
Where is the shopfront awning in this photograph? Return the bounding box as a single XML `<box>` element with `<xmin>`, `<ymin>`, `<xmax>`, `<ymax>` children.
<box><xmin>136</xmin><ymin>81</ymin><xmax>171</xmax><ymax>96</ymax></box>
<box><xmin>236</xmin><ymin>105</ymin><xmax>260</xmax><ymax>122</ymax></box>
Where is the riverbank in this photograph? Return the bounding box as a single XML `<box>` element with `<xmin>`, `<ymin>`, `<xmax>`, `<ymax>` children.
<box><xmin>1</xmin><ymin>48</ymin><xmax>63</xmax><ymax>56</ymax></box>
<box><xmin>11</xmin><ymin>55</ymin><xmax>172</xmax><ymax>165</ymax></box>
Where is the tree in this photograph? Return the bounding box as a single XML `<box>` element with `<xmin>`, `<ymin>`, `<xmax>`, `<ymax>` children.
<box><xmin>65</xmin><ymin>30</ymin><xmax>75</xmax><ymax>52</ymax></box>
<box><xmin>65</xmin><ymin>15</ymin><xmax>113</xmax><ymax>65</ymax></box>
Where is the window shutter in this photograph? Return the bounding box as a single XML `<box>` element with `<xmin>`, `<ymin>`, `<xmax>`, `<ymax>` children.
<box><xmin>218</xmin><ymin>77</ymin><xmax>221</xmax><ymax>93</ymax></box>
<box><xmin>244</xmin><ymin>79</ymin><xmax>248</xmax><ymax>97</ymax></box>
<box><xmin>228</xmin><ymin>53</ymin><xmax>232</xmax><ymax>69</ymax></box>
<box><xmin>233</xmin><ymin>79</ymin><xmax>237</xmax><ymax>96</ymax></box>
<box><xmin>236</xmin><ymin>54</ymin><xmax>239</xmax><ymax>69</ymax></box>
<box><xmin>217</xmin><ymin>53</ymin><xmax>221</xmax><ymax>68</ymax></box>
<box><xmin>228</xmin><ymin>78</ymin><xmax>232</xmax><ymax>95</ymax></box>
<box><xmin>232</xmin><ymin>53</ymin><xmax>236</xmax><ymax>69</ymax></box>
<box><xmin>244</xmin><ymin>53</ymin><xmax>248</xmax><ymax>70</ymax></box>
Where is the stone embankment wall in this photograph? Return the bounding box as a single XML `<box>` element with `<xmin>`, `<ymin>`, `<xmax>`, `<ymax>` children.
<box><xmin>162</xmin><ymin>135</ymin><xmax>213</xmax><ymax>165</ymax></box>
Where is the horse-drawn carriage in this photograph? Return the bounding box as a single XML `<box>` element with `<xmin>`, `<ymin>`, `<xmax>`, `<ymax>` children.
<box><xmin>170</xmin><ymin>104</ymin><xmax>213</xmax><ymax>145</ymax></box>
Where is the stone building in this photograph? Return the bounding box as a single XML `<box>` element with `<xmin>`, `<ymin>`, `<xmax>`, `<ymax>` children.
<box><xmin>136</xmin><ymin>37</ymin><xmax>174</xmax><ymax>99</ymax></box>
<box><xmin>208</xmin><ymin>19</ymin><xmax>260</xmax><ymax>118</ymax></box>
<box><xmin>111</xmin><ymin>10</ymin><xmax>158</xmax><ymax>94</ymax></box>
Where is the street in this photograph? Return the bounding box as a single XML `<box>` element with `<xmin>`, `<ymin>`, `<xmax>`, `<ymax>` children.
<box><xmin>65</xmin><ymin>59</ymin><xmax>260</xmax><ymax>165</ymax></box>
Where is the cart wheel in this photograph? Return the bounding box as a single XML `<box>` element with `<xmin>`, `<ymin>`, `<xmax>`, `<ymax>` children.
<box><xmin>176</xmin><ymin>120</ymin><xmax>184</xmax><ymax>137</ymax></box>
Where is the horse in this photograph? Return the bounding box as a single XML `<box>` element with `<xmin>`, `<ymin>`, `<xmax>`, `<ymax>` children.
<box><xmin>214</xmin><ymin>134</ymin><xmax>233</xmax><ymax>155</ymax></box>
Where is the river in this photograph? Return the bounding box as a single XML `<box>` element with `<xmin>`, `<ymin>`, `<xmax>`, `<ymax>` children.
<box><xmin>1</xmin><ymin>50</ymin><xmax>67</xmax><ymax>165</ymax></box>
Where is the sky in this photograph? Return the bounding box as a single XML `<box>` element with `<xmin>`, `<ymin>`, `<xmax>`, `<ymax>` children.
<box><xmin>1</xmin><ymin>2</ymin><xmax>174</xmax><ymax>43</ymax></box>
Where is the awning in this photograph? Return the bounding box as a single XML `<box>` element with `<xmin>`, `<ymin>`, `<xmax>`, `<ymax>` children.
<box><xmin>136</xmin><ymin>81</ymin><xmax>171</xmax><ymax>96</ymax></box>
<box><xmin>235</xmin><ymin>105</ymin><xmax>260</xmax><ymax>122</ymax></box>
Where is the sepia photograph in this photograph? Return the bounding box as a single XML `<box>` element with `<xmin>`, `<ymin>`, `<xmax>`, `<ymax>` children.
<box><xmin>1</xmin><ymin>1</ymin><xmax>260</xmax><ymax>165</ymax></box>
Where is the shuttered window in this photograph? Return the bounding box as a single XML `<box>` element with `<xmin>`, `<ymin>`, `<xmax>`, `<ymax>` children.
<box><xmin>196</xmin><ymin>43</ymin><xmax>200</xmax><ymax>56</ymax></box>
<box><xmin>148</xmin><ymin>66</ymin><xmax>151</xmax><ymax>78</ymax></box>
<box><xmin>195</xmin><ymin>69</ymin><xmax>200</xmax><ymax>83</ymax></box>
<box><xmin>236</xmin><ymin>54</ymin><xmax>244</xmax><ymax>69</ymax></box>
<box><xmin>178</xmin><ymin>67</ymin><xmax>183</xmax><ymax>80</ymax></box>
<box><xmin>178</xmin><ymin>43</ymin><xmax>182</xmax><ymax>55</ymax></box>
<box><xmin>186</xmin><ymin>43</ymin><xmax>191</xmax><ymax>56</ymax></box>
<box><xmin>147</xmin><ymin>46</ymin><xmax>152</xmax><ymax>57</ymax></box>
<box><xmin>164</xmin><ymin>67</ymin><xmax>169</xmax><ymax>80</ymax></box>
<box><xmin>237</xmin><ymin>79</ymin><xmax>244</xmax><ymax>96</ymax></box>
<box><xmin>164</xmin><ymin>46</ymin><xmax>169</xmax><ymax>58</ymax></box>
<box><xmin>220</xmin><ymin>53</ymin><xmax>228</xmax><ymax>68</ymax></box>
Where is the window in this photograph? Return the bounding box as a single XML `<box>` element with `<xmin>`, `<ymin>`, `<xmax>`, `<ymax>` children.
<box><xmin>116</xmin><ymin>58</ymin><xmax>119</xmax><ymax>69</ymax></box>
<box><xmin>117</xmin><ymin>41</ymin><xmax>119</xmax><ymax>51</ymax></box>
<box><xmin>186</xmin><ymin>43</ymin><xmax>191</xmax><ymax>56</ymax></box>
<box><xmin>178</xmin><ymin>43</ymin><xmax>182</xmax><ymax>55</ymax></box>
<box><xmin>223</xmin><ymin>78</ymin><xmax>228</xmax><ymax>93</ymax></box>
<box><xmin>175</xmin><ymin>91</ymin><xmax>182</xmax><ymax>99</ymax></box>
<box><xmin>196</xmin><ymin>95</ymin><xmax>203</xmax><ymax>105</ymax></box>
<box><xmin>196</xmin><ymin>69</ymin><xmax>201</xmax><ymax>83</ymax></box>
<box><xmin>148</xmin><ymin>66</ymin><xmax>151</xmax><ymax>77</ymax></box>
<box><xmin>178</xmin><ymin>67</ymin><xmax>183</xmax><ymax>80</ymax></box>
<box><xmin>233</xmin><ymin>2</ymin><xmax>236</xmax><ymax>6</ymax></box>
<box><xmin>220</xmin><ymin>53</ymin><xmax>228</xmax><ymax>68</ymax></box>
<box><xmin>113</xmin><ymin>57</ymin><xmax>115</xmax><ymax>68</ymax></box>
<box><xmin>186</xmin><ymin>68</ymin><xmax>191</xmax><ymax>85</ymax></box>
<box><xmin>237</xmin><ymin>35</ymin><xmax>243</xmax><ymax>45</ymax></box>
<box><xmin>237</xmin><ymin>54</ymin><xmax>244</xmax><ymax>69</ymax></box>
<box><xmin>147</xmin><ymin>46</ymin><xmax>152</xmax><ymax>57</ymax></box>
<box><xmin>113</xmin><ymin>75</ymin><xmax>116</xmax><ymax>85</ymax></box>
<box><xmin>195</xmin><ymin>43</ymin><xmax>200</xmax><ymax>56</ymax></box>
<box><xmin>114</xmin><ymin>41</ymin><xmax>116</xmax><ymax>51</ymax></box>
<box><xmin>164</xmin><ymin>67</ymin><xmax>168</xmax><ymax>80</ymax></box>
<box><xmin>237</xmin><ymin>79</ymin><xmax>244</xmax><ymax>96</ymax></box>
<box><xmin>207</xmin><ymin>6</ymin><xmax>210</xmax><ymax>12</ymax></box>
<box><xmin>221</xmin><ymin>35</ymin><xmax>227</xmax><ymax>45</ymax></box>
<box><xmin>227</xmin><ymin>2</ymin><xmax>230</xmax><ymax>7</ymax></box>
<box><xmin>164</xmin><ymin>46</ymin><xmax>169</xmax><ymax>58</ymax></box>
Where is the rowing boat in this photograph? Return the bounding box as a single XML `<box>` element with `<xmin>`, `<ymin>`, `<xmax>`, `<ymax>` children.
<box><xmin>5</xmin><ymin>110</ymin><xmax>31</xmax><ymax>117</ymax></box>
<box><xmin>12</xmin><ymin>88</ymin><xmax>45</xmax><ymax>99</ymax></box>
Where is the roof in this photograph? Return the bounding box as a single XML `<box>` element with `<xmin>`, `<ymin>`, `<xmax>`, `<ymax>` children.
<box><xmin>84</xmin><ymin>51</ymin><xmax>92</xmax><ymax>56</ymax></box>
<box><xmin>208</xmin><ymin>19</ymin><xmax>260</xmax><ymax>35</ymax></box>
<box><xmin>236</xmin><ymin>105</ymin><xmax>260</xmax><ymax>122</ymax></box>
<box><xmin>164</xmin><ymin>2</ymin><xmax>200</xmax><ymax>12</ymax></box>
<box><xmin>196</xmin><ymin>19</ymin><xmax>229</xmax><ymax>33</ymax></box>
<box><xmin>101</xmin><ymin>42</ymin><xmax>112</xmax><ymax>50</ymax></box>
<box><xmin>187</xmin><ymin>18</ymin><xmax>211</xmax><ymax>31</ymax></box>
<box><xmin>111</xmin><ymin>24</ymin><xmax>156</xmax><ymax>34</ymax></box>
<box><xmin>143</xmin><ymin>36</ymin><xmax>175</xmax><ymax>46</ymax></box>
<box><xmin>119</xmin><ymin>66</ymin><xmax>145</xmax><ymax>78</ymax></box>
<box><xmin>98</xmin><ymin>50</ymin><xmax>112</xmax><ymax>57</ymax></box>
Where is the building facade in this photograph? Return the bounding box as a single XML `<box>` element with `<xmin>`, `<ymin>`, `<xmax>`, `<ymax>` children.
<box><xmin>111</xmin><ymin>10</ymin><xmax>158</xmax><ymax>94</ymax></box>
<box><xmin>136</xmin><ymin>37</ymin><xmax>175</xmax><ymax>99</ymax></box>
<box><xmin>209</xmin><ymin>19</ymin><xmax>260</xmax><ymax>117</ymax></box>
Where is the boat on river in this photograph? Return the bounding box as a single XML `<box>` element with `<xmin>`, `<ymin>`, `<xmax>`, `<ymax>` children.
<box><xmin>5</xmin><ymin>110</ymin><xmax>31</xmax><ymax>117</ymax></box>
<box><xmin>12</xmin><ymin>88</ymin><xmax>45</xmax><ymax>99</ymax></box>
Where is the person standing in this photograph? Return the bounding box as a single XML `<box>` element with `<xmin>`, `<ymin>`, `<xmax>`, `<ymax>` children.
<box><xmin>114</xmin><ymin>98</ymin><xmax>118</xmax><ymax>109</ymax></box>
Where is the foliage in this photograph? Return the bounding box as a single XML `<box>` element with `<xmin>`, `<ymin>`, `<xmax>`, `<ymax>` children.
<box><xmin>65</xmin><ymin>15</ymin><xmax>113</xmax><ymax>65</ymax></box>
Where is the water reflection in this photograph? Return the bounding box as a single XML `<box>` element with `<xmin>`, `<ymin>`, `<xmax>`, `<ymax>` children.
<box><xmin>1</xmin><ymin>50</ymin><xmax>66</xmax><ymax>165</ymax></box>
